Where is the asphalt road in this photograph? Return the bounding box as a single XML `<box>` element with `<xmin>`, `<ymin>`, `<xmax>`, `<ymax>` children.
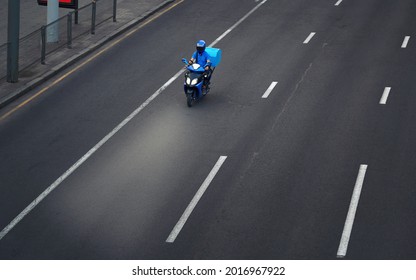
<box><xmin>1</xmin><ymin>0</ymin><xmax>416</xmax><ymax>260</ymax></box>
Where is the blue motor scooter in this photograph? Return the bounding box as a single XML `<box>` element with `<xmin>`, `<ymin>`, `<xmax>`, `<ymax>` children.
<box><xmin>182</xmin><ymin>47</ymin><xmax>222</xmax><ymax>107</ymax></box>
<box><xmin>182</xmin><ymin>60</ymin><xmax>211</xmax><ymax>107</ymax></box>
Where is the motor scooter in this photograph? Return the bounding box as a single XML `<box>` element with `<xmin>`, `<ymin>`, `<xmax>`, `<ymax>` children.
<box><xmin>181</xmin><ymin>47</ymin><xmax>222</xmax><ymax>107</ymax></box>
<box><xmin>182</xmin><ymin>60</ymin><xmax>213</xmax><ymax>107</ymax></box>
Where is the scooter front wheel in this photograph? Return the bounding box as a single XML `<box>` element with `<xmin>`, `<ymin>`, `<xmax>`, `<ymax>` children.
<box><xmin>186</xmin><ymin>93</ymin><xmax>193</xmax><ymax>107</ymax></box>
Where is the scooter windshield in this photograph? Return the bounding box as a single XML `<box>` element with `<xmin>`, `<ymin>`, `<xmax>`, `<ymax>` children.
<box><xmin>187</xmin><ymin>63</ymin><xmax>205</xmax><ymax>73</ymax></box>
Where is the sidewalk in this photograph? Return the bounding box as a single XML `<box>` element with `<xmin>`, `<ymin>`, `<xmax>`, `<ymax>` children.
<box><xmin>0</xmin><ymin>0</ymin><xmax>175</xmax><ymax>109</ymax></box>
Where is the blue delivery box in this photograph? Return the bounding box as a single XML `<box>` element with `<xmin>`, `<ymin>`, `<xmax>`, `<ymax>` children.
<box><xmin>205</xmin><ymin>47</ymin><xmax>222</xmax><ymax>67</ymax></box>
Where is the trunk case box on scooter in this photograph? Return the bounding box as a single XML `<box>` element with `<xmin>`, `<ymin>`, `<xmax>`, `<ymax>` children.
<box><xmin>205</xmin><ymin>47</ymin><xmax>222</xmax><ymax>67</ymax></box>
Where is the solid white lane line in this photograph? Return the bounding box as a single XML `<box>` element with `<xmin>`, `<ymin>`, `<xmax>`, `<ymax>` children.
<box><xmin>303</xmin><ymin>32</ymin><xmax>316</xmax><ymax>44</ymax></box>
<box><xmin>335</xmin><ymin>0</ymin><xmax>343</xmax><ymax>6</ymax></box>
<box><xmin>166</xmin><ymin>156</ymin><xmax>227</xmax><ymax>243</ymax></box>
<box><xmin>262</xmin><ymin>81</ymin><xmax>278</xmax><ymax>98</ymax></box>
<box><xmin>0</xmin><ymin>69</ymin><xmax>185</xmax><ymax>242</ymax></box>
<box><xmin>379</xmin><ymin>87</ymin><xmax>391</xmax><ymax>105</ymax></box>
<box><xmin>401</xmin><ymin>36</ymin><xmax>410</xmax><ymax>48</ymax></box>
<box><xmin>0</xmin><ymin>1</ymin><xmax>269</xmax><ymax>242</ymax></box>
<box><xmin>337</xmin><ymin>164</ymin><xmax>368</xmax><ymax>258</ymax></box>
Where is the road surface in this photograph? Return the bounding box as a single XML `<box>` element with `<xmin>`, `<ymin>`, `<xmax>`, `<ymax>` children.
<box><xmin>1</xmin><ymin>0</ymin><xmax>416</xmax><ymax>259</ymax></box>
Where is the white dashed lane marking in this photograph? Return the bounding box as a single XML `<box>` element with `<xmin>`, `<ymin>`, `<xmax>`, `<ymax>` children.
<box><xmin>379</xmin><ymin>87</ymin><xmax>391</xmax><ymax>105</ymax></box>
<box><xmin>262</xmin><ymin>81</ymin><xmax>278</xmax><ymax>99</ymax></box>
<box><xmin>401</xmin><ymin>36</ymin><xmax>410</xmax><ymax>48</ymax></box>
<box><xmin>337</xmin><ymin>164</ymin><xmax>368</xmax><ymax>258</ymax></box>
<box><xmin>166</xmin><ymin>156</ymin><xmax>228</xmax><ymax>243</ymax></box>
<box><xmin>303</xmin><ymin>32</ymin><xmax>316</xmax><ymax>44</ymax></box>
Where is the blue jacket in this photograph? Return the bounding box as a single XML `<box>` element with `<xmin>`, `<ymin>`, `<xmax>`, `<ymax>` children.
<box><xmin>192</xmin><ymin>51</ymin><xmax>211</xmax><ymax>67</ymax></box>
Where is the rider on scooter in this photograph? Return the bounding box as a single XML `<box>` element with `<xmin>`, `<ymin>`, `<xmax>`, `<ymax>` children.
<box><xmin>188</xmin><ymin>40</ymin><xmax>212</xmax><ymax>90</ymax></box>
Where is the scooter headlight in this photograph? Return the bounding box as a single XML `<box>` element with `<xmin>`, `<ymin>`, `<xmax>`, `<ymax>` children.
<box><xmin>191</xmin><ymin>78</ymin><xmax>198</xmax><ymax>85</ymax></box>
<box><xmin>186</xmin><ymin>77</ymin><xmax>191</xmax><ymax>85</ymax></box>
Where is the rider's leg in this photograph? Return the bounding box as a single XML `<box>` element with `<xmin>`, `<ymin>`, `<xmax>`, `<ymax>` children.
<box><xmin>204</xmin><ymin>69</ymin><xmax>212</xmax><ymax>85</ymax></box>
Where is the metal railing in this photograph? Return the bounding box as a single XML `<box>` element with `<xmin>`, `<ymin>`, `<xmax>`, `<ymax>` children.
<box><xmin>20</xmin><ymin>28</ymin><xmax>43</xmax><ymax>72</ymax></box>
<box><xmin>1</xmin><ymin>0</ymin><xmax>117</xmax><ymax>81</ymax></box>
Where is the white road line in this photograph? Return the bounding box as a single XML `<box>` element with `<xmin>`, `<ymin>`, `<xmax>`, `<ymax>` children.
<box><xmin>401</xmin><ymin>36</ymin><xmax>410</xmax><ymax>48</ymax></box>
<box><xmin>379</xmin><ymin>87</ymin><xmax>391</xmax><ymax>105</ymax></box>
<box><xmin>335</xmin><ymin>0</ymin><xmax>343</xmax><ymax>6</ymax></box>
<box><xmin>166</xmin><ymin>156</ymin><xmax>227</xmax><ymax>243</ymax></box>
<box><xmin>0</xmin><ymin>0</ymin><xmax>269</xmax><ymax>242</ymax></box>
<box><xmin>337</xmin><ymin>164</ymin><xmax>368</xmax><ymax>258</ymax></box>
<box><xmin>0</xmin><ymin>69</ymin><xmax>184</xmax><ymax>242</ymax></box>
<box><xmin>303</xmin><ymin>32</ymin><xmax>316</xmax><ymax>44</ymax></box>
<box><xmin>262</xmin><ymin>81</ymin><xmax>278</xmax><ymax>98</ymax></box>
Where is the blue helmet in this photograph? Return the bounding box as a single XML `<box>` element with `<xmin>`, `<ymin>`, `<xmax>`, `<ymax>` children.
<box><xmin>196</xmin><ymin>40</ymin><xmax>206</xmax><ymax>54</ymax></box>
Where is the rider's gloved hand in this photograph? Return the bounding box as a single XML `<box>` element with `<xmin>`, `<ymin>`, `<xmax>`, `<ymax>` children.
<box><xmin>188</xmin><ymin>60</ymin><xmax>193</xmax><ymax>65</ymax></box>
<box><xmin>204</xmin><ymin>62</ymin><xmax>211</xmax><ymax>71</ymax></box>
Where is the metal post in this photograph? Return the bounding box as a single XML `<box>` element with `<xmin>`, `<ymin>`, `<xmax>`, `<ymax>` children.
<box><xmin>67</xmin><ymin>12</ymin><xmax>72</xmax><ymax>49</ymax></box>
<box><xmin>74</xmin><ymin>0</ymin><xmax>79</xmax><ymax>24</ymax></box>
<box><xmin>7</xmin><ymin>0</ymin><xmax>20</xmax><ymax>83</ymax></box>
<box><xmin>41</xmin><ymin>26</ymin><xmax>46</xmax><ymax>64</ymax></box>
<box><xmin>91</xmin><ymin>0</ymin><xmax>96</xmax><ymax>34</ymax></box>
<box><xmin>47</xmin><ymin>0</ymin><xmax>59</xmax><ymax>43</ymax></box>
<box><xmin>113</xmin><ymin>0</ymin><xmax>117</xmax><ymax>22</ymax></box>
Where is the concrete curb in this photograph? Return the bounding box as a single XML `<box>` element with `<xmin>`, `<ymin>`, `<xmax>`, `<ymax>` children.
<box><xmin>0</xmin><ymin>0</ymin><xmax>175</xmax><ymax>109</ymax></box>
